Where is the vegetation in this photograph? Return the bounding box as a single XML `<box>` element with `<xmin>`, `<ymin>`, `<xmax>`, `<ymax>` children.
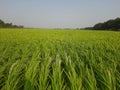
<box><xmin>84</xmin><ymin>17</ymin><xmax>120</xmax><ymax>31</ymax></box>
<box><xmin>0</xmin><ymin>19</ymin><xmax>24</xmax><ymax>28</ymax></box>
<box><xmin>0</xmin><ymin>28</ymin><xmax>120</xmax><ymax>90</ymax></box>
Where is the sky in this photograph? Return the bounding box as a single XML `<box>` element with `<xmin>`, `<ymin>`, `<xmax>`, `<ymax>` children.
<box><xmin>0</xmin><ymin>0</ymin><xmax>120</xmax><ymax>28</ymax></box>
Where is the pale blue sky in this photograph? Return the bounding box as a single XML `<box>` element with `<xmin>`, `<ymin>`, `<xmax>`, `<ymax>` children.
<box><xmin>0</xmin><ymin>0</ymin><xmax>120</xmax><ymax>28</ymax></box>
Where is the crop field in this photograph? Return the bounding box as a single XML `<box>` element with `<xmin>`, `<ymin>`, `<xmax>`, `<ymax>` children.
<box><xmin>0</xmin><ymin>28</ymin><xmax>120</xmax><ymax>90</ymax></box>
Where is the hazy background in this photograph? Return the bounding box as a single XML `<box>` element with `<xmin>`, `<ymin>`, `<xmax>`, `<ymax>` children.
<box><xmin>0</xmin><ymin>0</ymin><xmax>120</xmax><ymax>28</ymax></box>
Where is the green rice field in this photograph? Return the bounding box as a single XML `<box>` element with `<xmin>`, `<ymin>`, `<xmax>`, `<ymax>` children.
<box><xmin>0</xmin><ymin>28</ymin><xmax>120</xmax><ymax>90</ymax></box>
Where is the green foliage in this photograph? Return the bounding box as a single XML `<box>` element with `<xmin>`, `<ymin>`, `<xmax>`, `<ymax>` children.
<box><xmin>0</xmin><ymin>28</ymin><xmax>120</xmax><ymax>90</ymax></box>
<box><xmin>84</xmin><ymin>17</ymin><xmax>120</xmax><ymax>31</ymax></box>
<box><xmin>0</xmin><ymin>19</ymin><xmax>24</xmax><ymax>28</ymax></box>
<box><xmin>93</xmin><ymin>17</ymin><xmax>120</xmax><ymax>30</ymax></box>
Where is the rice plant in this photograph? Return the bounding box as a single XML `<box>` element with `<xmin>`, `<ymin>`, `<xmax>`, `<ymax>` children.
<box><xmin>0</xmin><ymin>28</ymin><xmax>120</xmax><ymax>90</ymax></box>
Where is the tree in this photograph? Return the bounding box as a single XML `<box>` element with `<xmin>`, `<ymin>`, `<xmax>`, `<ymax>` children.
<box><xmin>0</xmin><ymin>19</ymin><xmax>5</xmax><ymax>28</ymax></box>
<box><xmin>5</xmin><ymin>23</ymin><xmax>13</xmax><ymax>28</ymax></box>
<box><xmin>94</xmin><ymin>23</ymin><xmax>103</xmax><ymax>30</ymax></box>
<box><xmin>0</xmin><ymin>19</ymin><xmax>24</xmax><ymax>28</ymax></box>
<box><xmin>92</xmin><ymin>17</ymin><xmax>120</xmax><ymax>31</ymax></box>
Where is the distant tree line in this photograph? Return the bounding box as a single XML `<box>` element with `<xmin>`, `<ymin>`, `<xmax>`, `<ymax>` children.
<box><xmin>0</xmin><ymin>19</ymin><xmax>24</xmax><ymax>28</ymax></box>
<box><xmin>83</xmin><ymin>17</ymin><xmax>120</xmax><ymax>31</ymax></box>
